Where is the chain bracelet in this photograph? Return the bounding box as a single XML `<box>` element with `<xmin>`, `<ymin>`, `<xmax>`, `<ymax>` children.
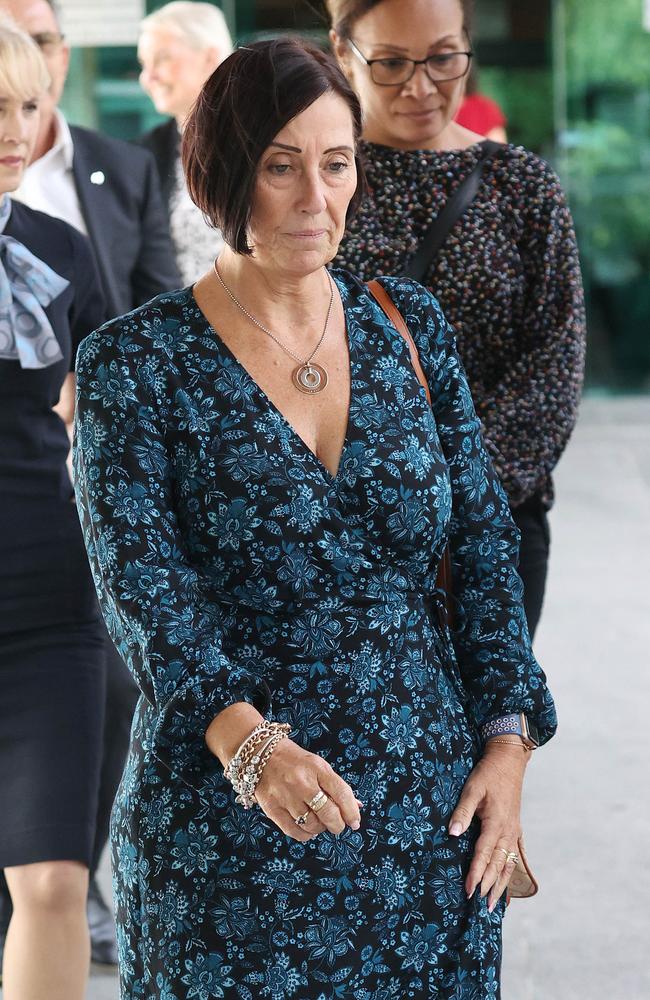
<box><xmin>224</xmin><ymin>722</ymin><xmax>283</xmax><ymax>784</ymax></box>
<box><xmin>487</xmin><ymin>739</ymin><xmax>533</xmax><ymax>752</ymax></box>
<box><xmin>233</xmin><ymin>730</ymin><xmax>290</xmax><ymax>809</ymax></box>
<box><xmin>224</xmin><ymin>721</ymin><xmax>292</xmax><ymax>809</ymax></box>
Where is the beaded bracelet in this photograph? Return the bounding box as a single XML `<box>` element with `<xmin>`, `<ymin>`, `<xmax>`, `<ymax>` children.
<box><xmin>226</xmin><ymin>729</ymin><xmax>269</xmax><ymax>781</ymax></box>
<box><xmin>226</xmin><ymin>737</ymin><xmax>270</xmax><ymax>793</ymax></box>
<box><xmin>226</xmin><ymin>723</ymin><xmax>271</xmax><ymax>773</ymax></box>
<box><xmin>233</xmin><ymin>731</ymin><xmax>287</xmax><ymax>809</ymax></box>
<box><xmin>225</xmin><ymin>721</ymin><xmax>291</xmax><ymax>810</ymax></box>
<box><xmin>228</xmin><ymin>729</ymin><xmax>277</xmax><ymax>794</ymax></box>
<box><xmin>224</xmin><ymin>723</ymin><xmax>279</xmax><ymax>784</ymax></box>
<box><xmin>232</xmin><ymin>730</ymin><xmax>290</xmax><ymax>809</ymax></box>
<box><xmin>226</xmin><ymin>730</ymin><xmax>273</xmax><ymax>801</ymax></box>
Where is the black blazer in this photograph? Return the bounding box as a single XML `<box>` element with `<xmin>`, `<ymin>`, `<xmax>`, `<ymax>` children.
<box><xmin>1</xmin><ymin>201</ymin><xmax>106</xmax><ymax>627</ymax></box>
<box><xmin>139</xmin><ymin>118</ymin><xmax>180</xmax><ymax>217</ymax></box>
<box><xmin>70</xmin><ymin>124</ymin><xmax>181</xmax><ymax>320</ymax></box>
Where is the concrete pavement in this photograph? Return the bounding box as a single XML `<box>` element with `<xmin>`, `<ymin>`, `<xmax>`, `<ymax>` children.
<box><xmin>502</xmin><ymin>396</ymin><xmax>650</xmax><ymax>999</ymax></box>
<box><xmin>3</xmin><ymin>396</ymin><xmax>648</xmax><ymax>1000</ymax></box>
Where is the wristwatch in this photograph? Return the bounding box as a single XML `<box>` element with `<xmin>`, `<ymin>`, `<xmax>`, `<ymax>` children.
<box><xmin>481</xmin><ymin>712</ymin><xmax>539</xmax><ymax>750</ymax></box>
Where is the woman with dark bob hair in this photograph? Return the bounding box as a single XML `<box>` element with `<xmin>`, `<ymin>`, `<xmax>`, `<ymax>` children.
<box><xmin>74</xmin><ymin>36</ymin><xmax>556</xmax><ymax>999</ymax></box>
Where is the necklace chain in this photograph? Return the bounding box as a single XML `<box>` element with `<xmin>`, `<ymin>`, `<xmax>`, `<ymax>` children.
<box><xmin>213</xmin><ymin>260</ymin><xmax>334</xmax><ymax>368</ymax></box>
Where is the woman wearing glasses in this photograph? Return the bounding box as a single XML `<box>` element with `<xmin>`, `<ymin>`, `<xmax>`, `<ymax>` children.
<box><xmin>330</xmin><ymin>0</ymin><xmax>586</xmax><ymax>639</ymax></box>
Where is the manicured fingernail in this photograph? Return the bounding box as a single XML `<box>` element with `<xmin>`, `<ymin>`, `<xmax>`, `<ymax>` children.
<box><xmin>449</xmin><ymin>822</ymin><xmax>463</xmax><ymax>837</ymax></box>
<box><xmin>488</xmin><ymin>900</ymin><xmax>496</xmax><ymax>913</ymax></box>
<box><xmin>356</xmin><ymin>799</ymin><xmax>365</xmax><ymax>808</ymax></box>
<box><xmin>351</xmin><ymin>820</ymin><xmax>361</xmax><ymax>830</ymax></box>
<box><xmin>467</xmin><ymin>886</ymin><xmax>475</xmax><ymax>899</ymax></box>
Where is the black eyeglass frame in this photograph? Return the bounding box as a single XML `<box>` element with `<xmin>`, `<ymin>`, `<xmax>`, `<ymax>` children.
<box><xmin>347</xmin><ymin>38</ymin><xmax>474</xmax><ymax>86</ymax></box>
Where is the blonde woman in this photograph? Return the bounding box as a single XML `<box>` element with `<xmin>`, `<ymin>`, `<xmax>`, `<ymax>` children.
<box><xmin>0</xmin><ymin>19</ymin><xmax>105</xmax><ymax>999</ymax></box>
<box><xmin>138</xmin><ymin>1</ymin><xmax>233</xmax><ymax>284</ymax></box>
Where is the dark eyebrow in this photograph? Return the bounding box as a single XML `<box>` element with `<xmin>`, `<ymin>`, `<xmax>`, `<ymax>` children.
<box><xmin>269</xmin><ymin>143</ymin><xmax>354</xmax><ymax>155</ymax></box>
<box><xmin>368</xmin><ymin>35</ymin><xmax>460</xmax><ymax>54</ymax></box>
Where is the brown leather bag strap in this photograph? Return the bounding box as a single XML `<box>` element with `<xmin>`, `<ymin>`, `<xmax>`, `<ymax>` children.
<box><xmin>366</xmin><ymin>280</ymin><xmax>432</xmax><ymax>406</ymax></box>
<box><xmin>366</xmin><ymin>279</ymin><xmax>454</xmax><ymax>629</ymax></box>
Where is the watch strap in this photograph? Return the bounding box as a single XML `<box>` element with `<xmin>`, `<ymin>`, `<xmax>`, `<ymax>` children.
<box><xmin>481</xmin><ymin>714</ymin><xmax>525</xmax><ymax>742</ymax></box>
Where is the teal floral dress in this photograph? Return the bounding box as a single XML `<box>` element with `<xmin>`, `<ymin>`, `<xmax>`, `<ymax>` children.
<box><xmin>73</xmin><ymin>272</ymin><xmax>556</xmax><ymax>1000</ymax></box>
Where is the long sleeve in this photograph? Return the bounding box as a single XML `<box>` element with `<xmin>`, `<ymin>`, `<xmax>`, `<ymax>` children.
<box><xmin>73</xmin><ymin>328</ymin><xmax>270</xmax><ymax>786</ymax></box>
<box><xmin>475</xmin><ymin>168</ymin><xmax>586</xmax><ymax>507</ymax></box>
<box><xmin>382</xmin><ymin>277</ymin><xmax>557</xmax><ymax>744</ymax></box>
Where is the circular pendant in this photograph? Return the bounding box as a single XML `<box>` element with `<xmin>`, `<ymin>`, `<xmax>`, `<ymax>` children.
<box><xmin>292</xmin><ymin>363</ymin><xmax>328</xmax><ymax>394</ymax></box>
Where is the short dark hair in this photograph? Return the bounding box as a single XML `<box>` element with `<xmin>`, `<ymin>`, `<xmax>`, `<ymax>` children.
<box><xmin>325</xmin><ymin>0</ymin><xmax>473</xmax><ymax>39</ymax></box>
<box><xmin>183</xmin><ymin>37</ymin><xmax>367</xmax><ymax>256</ymax></box>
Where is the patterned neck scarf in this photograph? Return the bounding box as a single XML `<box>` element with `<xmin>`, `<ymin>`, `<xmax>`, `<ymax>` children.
<box><xmin>0</xmin><ymin>194</ymin><xmax>69</xmax><ymax>368</ymax></box>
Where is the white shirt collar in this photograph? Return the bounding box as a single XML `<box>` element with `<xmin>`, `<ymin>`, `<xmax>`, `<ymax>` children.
<box><xmin>42</xmin><ymin>108</ymin><xmax>75</xmax><ymax>172</ymax></box>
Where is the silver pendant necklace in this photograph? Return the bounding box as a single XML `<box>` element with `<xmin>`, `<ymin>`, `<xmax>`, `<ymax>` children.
<box><xmin>213</xmin><ymin>260</ymin><xmax>335</xmax><ymax>395</ymax></box>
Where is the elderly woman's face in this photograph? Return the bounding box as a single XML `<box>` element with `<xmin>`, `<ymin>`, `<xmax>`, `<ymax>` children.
<box><xmin>0</xmin><ymin>93</ymin><xmax>41</xmax><ymax>195</ymax></box>
<box><xmin>248</xmin><ymin>92</ymin><xmax>357</xmax><ymax>275</ymax></box>
<box><xmin>138</xmin><ymin>27</ymin><xmax>220</xmax><ymax>123</ymax></box>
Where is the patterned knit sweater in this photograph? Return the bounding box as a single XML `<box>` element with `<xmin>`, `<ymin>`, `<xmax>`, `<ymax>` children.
<box><xmin>335</xmin><ymin>140</ymin><xmax>586</xmax><ymax>509</ymax></box>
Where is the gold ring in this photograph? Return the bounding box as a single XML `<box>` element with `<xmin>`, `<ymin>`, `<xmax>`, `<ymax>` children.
<box><xmin>495</xmin><ymin>848</ymin><xmax>510</xmax><ymax>860</ymax></box>
<box><xmin>294</xmin><ymin>810</ymin><xmax>311</xmax><ymax>827</ymax></box>
<box><xmin>308</xmin><ymin>791</ymin><xmax>329</xmax><ymax>814</ymax></box>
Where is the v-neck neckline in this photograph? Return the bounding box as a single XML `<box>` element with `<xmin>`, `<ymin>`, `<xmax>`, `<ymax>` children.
<box><xmin>187</xmin><ymin>272</ymin><xmax>354</xmax><ymax>485</ymax></box>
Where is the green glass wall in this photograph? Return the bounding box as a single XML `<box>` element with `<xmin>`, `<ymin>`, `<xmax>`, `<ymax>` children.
<box><xmin>559</xmin><ymin>0</ymin><xmax>650</xmax><ymax>390</ymax></box>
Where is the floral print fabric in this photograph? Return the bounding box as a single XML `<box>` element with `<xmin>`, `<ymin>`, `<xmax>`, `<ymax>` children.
<box><xmin>73</xmin><ymin>272</ymin><xmax>556</xmax><ymax>1000</ymax></box>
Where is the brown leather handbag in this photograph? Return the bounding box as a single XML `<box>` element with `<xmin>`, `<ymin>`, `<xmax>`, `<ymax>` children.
<box><xmin>366</xmin><ymin>278</ymin><xmax>539</xmax><ymax>900</ymax></box>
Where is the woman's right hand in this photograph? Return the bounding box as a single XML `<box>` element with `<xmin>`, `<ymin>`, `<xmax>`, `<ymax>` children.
<box><xmin>254</xmin><ymin>738</ymin><xmax>362</xmax><ymax>842</ymax></box>
<box><xmin>205</xmin><ymin>701</ymin><xmax>362</xmax><ymax>841</ymax></box>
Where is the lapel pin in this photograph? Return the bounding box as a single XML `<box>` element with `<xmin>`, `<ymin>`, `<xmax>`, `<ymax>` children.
<box><xmin>90</xmin><ymin>171</ymin><xmax>105</xmax><ymax>185</ymax></box>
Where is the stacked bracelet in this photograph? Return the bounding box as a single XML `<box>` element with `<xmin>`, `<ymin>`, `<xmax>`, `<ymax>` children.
<box><xmin>224</xmin><ymin>721</ymin><xmax>291</xmax><ymax>809</ymax></box>
<box><xmin>487</xmin><ymin>738</ymin><xmax>532</xmax><ymax>752</ymax></box>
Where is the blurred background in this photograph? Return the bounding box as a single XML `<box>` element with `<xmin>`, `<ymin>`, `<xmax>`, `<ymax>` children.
<box><xmin>60</xmin><ymin>0</ymin><xmax>650</xmax><ymax>393</ymax></box>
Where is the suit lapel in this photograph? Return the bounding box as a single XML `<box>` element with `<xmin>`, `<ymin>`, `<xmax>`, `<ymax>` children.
<box><xmin>69</xmin><ymin>127</ymin><xmax>117</xmax><ymax>316</ymax></box>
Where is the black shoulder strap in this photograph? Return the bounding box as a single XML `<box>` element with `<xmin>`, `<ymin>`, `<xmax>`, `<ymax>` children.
<box><xmin>403</xmin><ymin>140</ymin><xmax>503</xmax><ymax>283</ymax></box>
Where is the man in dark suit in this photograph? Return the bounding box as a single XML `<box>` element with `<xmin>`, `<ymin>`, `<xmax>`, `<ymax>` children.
<box><xmin>0</xmin><ymin>0</ymin><xmax>181</xmax><ymax>968</ymax></box>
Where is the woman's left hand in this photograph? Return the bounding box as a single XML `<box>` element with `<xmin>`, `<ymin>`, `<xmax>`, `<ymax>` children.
<box><xmin>447</xmin><ymin>742</ymin><xmax>530</xmax><ymax>910</ymax></box>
